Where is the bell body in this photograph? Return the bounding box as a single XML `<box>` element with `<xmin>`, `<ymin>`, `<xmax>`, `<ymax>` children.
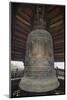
<box><xmin>19</xmin><ymin>29</ymin><xmax>59</xmax><ymax>92</ymax></box>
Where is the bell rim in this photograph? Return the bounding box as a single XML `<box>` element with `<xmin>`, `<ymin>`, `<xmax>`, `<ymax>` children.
<box><xmin>19</xmin><ymin>76</ymin><xmax>60</xmax><ymax>92</ymax></box>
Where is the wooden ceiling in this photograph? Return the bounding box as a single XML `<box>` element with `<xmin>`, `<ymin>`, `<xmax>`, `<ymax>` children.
<box><xmin>11</xmin><ymin>3</ymin><xmax>65</xmax><ymax>62</ymax></box>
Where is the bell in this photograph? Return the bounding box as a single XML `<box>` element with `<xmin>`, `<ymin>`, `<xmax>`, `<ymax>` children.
<box><xmin>19</xmin><ymin>6</ymin><xmax>59</xmax><ymax>92</ymax></box>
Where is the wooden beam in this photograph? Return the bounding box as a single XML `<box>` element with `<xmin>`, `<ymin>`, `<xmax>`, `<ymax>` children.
<box><xmin>12</xmin><ymin>47</ymin><xmax>26</xmax><ymax>53</ymax></box>
<box><xmin>11</xmin><ymin>54</ymin><xmax>25</xmax><ymax>61</ymax></box>
<box><xmin>54</xmin><ymin>45</ymin><xmax>64</xmax><ymax>50</ymax></box>
<box><xmin>54</xmin><ymin>56</ymin><xmax>64</xmax><ymax>60</ymax></box>
<box><xmin>11</xmin><ymin>57</ymin><xmax>24</xmax><ymax>61</ymax></box>
<box><xmin>12</xmin><ymin>44</ymin><xmax>26</xmax><ymax>50</ymax></box>
<box><xmin>53</xmin><ymin>37</ymin><xmax>64</xmax><ymax>42</ymax></box>
<box><xmin>15</xmin><ymin>22</ymin><xmax>30</xmax><ymax>33</ymax></box>
<box><xmin>50</xmin><ymin>20</ymin><xmax>63</xmax><ymax>28</ymax></box>
<box><xmin>54</xmin><ymin>49</ymin><xmax>64</xmax><ymax>53</ymax></box>
<box><xmin>14</xmin><ymin>31</ymin><xmax>28</xmax><ymax>40</ymax></box>
<box><xmin>12</xmin><ymin>35</ymin><xmax>27</xmax><ymax>44</ymax></box>
<box><xmin>52</xmin><ymin>30</ymin><xmax>64</xmax><ymax>36</ymax></box>
<box><xmin>16</xmin><ymin>19</ymin><xmax>31</xmax><ymax>32</ymax></box>
<box><xmin>12</xmin><ymin>41</ymin><xmax>26</xmax><ymax>48</ymax></box>
<box><xmin>48</xmin><ymin>7</ymin><xmax>61</xmax><ymax>19</ymax></box>
<box><xmin>15</xmin><ymin>23</ymin><xmax>30</xmax><ymax>34</ymax></box>
<box><xmin>54</xmin><ymin>52</ymin><xmax>64</xmax><ymax>56</ymax></box>
<box><xmin>54</xmin><ymin>57</ymin><xmax>64</xmax><ymax>62</ymax></box>
<box><xmin>53</xmin><ymin>40</ymin><xmax>64</xmax><ymax>45</ymax></box>
<box><xmin>11</xmin><ymin>50</ymin><xmax>25</xmax><ymax>55</ymax></box>
<box><xmin>50</xmin><ymin>25</ymin><xmax>64</xmax><ymax>33</ymax></box>
<box><xmin>12</xmin><ymin>40</ymin><xmax>26</xmax><ymax>48</ymax></box>
<box><xmin>15</xmin><ymin>24</ymin><xmax>30</xmax><ymax>35</ymax></box>
<box><xmin>54</xmin><ymin>55</ymin><xmax>64</xmax><ymax>59</ymax></box>
<box><xmin>50</xmin><ymin>24</ymin><xmax>64</xmax><ymax>32</ymax></box>
<box><xmin>47</xmin><ymin>6</ymin><xmax>57</xmax><ymax>13</ymax></box>
<box><xmin>11</xmin><ymin>53</ymin><xmax>25</xmax><ymax>58</ymax></box>
<box><xmin>16</xmin><ymin>15</ymin><xmax>31</xmax><ymax>26</ymax></box>
<box><xmin>17</xmin><ymin>9</ymin><xmax>31</xmax><ymax>22</ymax></box>
<box><xmin>11</xmin><ymin>51</ymin><xmax>25</xmax><ymax>61</ymax></box>
<box><xmin>50</xmin><ymin>15</ymin><xmax>63</xmax><ymax>24</ymax></box>
<box><xmin>53</xmin><ymin>35</ymin><xmax>64</xmax><ymax>40</ymax></box>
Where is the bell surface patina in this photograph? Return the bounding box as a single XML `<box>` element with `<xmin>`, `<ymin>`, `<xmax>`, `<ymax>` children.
<box><xmin>19</xmin><ymin>6</ymin><xmax>59</xmax><ymax>92</ymax></box>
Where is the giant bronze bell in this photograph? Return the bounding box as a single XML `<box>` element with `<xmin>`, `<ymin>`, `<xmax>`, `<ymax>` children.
<box><xmin>19</xmin><ymin>6</ymin><xmax>59</xmax><ymax>92</ymax></box>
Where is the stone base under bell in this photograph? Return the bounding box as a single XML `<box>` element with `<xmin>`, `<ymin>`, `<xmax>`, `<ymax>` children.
<box><xmin>19</xmin><ymin>76</ymin><xmax>59</xmax><ymax>92</ymax></box>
